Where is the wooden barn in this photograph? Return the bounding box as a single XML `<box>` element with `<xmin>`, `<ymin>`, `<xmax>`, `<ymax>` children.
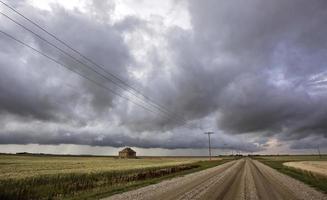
<box><xmin>119</xmin><ymin>147</ymin><xmax>136</xmax><ymax>158</ymax></box>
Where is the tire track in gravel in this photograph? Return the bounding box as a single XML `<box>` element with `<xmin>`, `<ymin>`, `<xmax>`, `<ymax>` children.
<box><xmin>176</xmin><ymin>159</ymin><xmax>245</xmax><ymax>200</ymax></box>
<box><xmin>248</xmin><ymin>159</ymin><xmax>296</xmax><ymax>200</ymax></box>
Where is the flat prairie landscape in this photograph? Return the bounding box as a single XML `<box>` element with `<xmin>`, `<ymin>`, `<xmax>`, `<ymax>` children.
<box><xmin>1</xmin><ymin>154</ymin><xmax>326</xmax><ymax>200</ymax></box>
<box><xmin>0</xmin><ymin>154</ymin><xmax>227</xmax><ymax>200</ymax></box>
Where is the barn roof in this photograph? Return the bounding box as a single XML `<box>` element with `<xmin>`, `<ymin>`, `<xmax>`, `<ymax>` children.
<box><xmin>119</xmin><ymin>147</ymin><xmax>136</xmax><ymax>153</ymax></box>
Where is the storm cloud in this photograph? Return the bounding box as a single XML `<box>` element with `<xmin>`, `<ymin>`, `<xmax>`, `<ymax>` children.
<box><xmin>0</xmin><ymin>0</ymin><xmax>326</xmax><ymax>153</ymax></box>
<box><xmin>164</xmin><ymin>0</ymin><xmax>327</xmax><ymax>142</ymax></box>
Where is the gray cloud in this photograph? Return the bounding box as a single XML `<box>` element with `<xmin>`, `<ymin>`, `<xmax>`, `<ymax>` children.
<box><xmin>0</xmin><ymin>1</ymin><xmax>133</xmax><ymax>121</ymax></box>
<box><xmin>289</xmin><ymin>135</ymin><xmax>327</xmax><ymax>150</ymax></box>
<box><xmin>160</xmin><ymin>0</ymin><xmax>327</xmax><ymax>144</ymax></box>
<box><xmin>0</xmin><ymin>0</ymin><xmax>327</xmax><ymax>152</ymax></box>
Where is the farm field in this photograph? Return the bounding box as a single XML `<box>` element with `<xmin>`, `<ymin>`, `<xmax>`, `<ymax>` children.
<box><xmin>0</xmin><ymin>154</ymin><xmax>209</xmax><ymax>180</ymax></box>
<box><xmin>284</xmin><ymin>161</ymin><xmax>327</xmax><ymax>177</ymax></box>
<box><xmin>0</xmin><ymin>154</ymin><xmax>228</xmax><ymax>199</ymax></box>
<box><xmin>254</xmin><ymin>155</ymin><xmax>327</xmax><ymax>193</ymax></box>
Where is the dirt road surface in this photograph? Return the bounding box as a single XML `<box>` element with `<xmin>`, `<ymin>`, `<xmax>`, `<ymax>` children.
<box><xmin>104</xmin><ymin>158</ymin><xmax>327</xmax><ymax>200</ymax></box>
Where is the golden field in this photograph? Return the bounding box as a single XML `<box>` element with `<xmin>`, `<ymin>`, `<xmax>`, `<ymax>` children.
<box><xmin>283</xmin><ymin>161</ymin><xmax>327</xmax><ymax>176</ymax></box>
<box><xmin>0</xmin><ymin>154</ymin><xmax>207</xmax><ymax>180</ymax></box>
<box><xmin>0</xmin><ymin>154</ymin><xmax>228</xmax><ymax>199</ymax></box>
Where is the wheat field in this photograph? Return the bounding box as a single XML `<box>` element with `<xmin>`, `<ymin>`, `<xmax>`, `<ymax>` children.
<box><xmin>0</xmin><ymin>154</ymin><xmax>227</xmax><ymax>199</ymax></box>
<box><xmin>0</xmin><ymin>154</ymin><xmax>206</xmax><ymax>180</ymax></box>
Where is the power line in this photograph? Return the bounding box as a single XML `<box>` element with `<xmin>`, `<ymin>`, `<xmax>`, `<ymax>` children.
<box><xmin>0</xmin><ymin>0</ymin><xmax>188</xmax><ymax>125</ymax></box>
<box><xmin>0</xmin><ymin>29</ymin><xmax>174</xmax><ymax>119</ymax></box>
<box><xmin>0</xmin><ymin>11</ymin><xmax>189</xmax><ymax>127</ymax></box>
<box><xmin>0</xmin><ymin>30</ymin><xmax>196</xmax><ymax>135</ymax></box>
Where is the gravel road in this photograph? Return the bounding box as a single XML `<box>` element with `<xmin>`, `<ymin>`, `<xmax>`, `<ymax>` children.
<box><xmin>103</xmin><ymin>158</ymin><xmax>327</xmax><ymax>200</ymax></box>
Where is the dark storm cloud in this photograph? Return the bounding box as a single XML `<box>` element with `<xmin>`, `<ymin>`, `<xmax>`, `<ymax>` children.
<box><xmin>217</xmin><ymin>74</ymin><xmax>312</xmax><ymax>134</ymax></box>
<box><xmin>1</xmin><ymin>0</ymin><xmax>327</xmax><ymax>151</ymax></box>
<box><xmin>0</xmin><ymin>45</ymin><xmax>78</xmax><ymax>122</ymax></box>
<box><xmin>0</xmin><ymin>0</ymin><xmax>134</xmax><ymax>121</ymax></box>
<box><xmin>159</xmin><ymin>0</ymin><xmax>327</xmax><ymax>146</ymax></box>
<box><xmin>289</xmin><ymin>135</ymin><xmax>327</xmax><ymax>150</ymax></box>
<box><xmin>0</xmin><ymin>120</ymin><xmax>262</xmax><ymax>151</ymax></box>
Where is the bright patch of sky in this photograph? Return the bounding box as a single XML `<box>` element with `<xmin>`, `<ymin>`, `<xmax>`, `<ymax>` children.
<box><xmin>28</xmin><ymin>0</ymin><xmax>86</xmax><ymax>11</ymax></box>
<box><xmin>29</xmin><ymin>0</ymin><xmax>190</xmax><ymax>84</ymax></box>
<box><xmin>28</xmin><ymin>0</ymin><xmax>191</xmax><ymax>29</ymax></box>
<box><xmin>112</xmin><ymin>0</ymin><xmax>191</xmax><ymax>29</ymax></box>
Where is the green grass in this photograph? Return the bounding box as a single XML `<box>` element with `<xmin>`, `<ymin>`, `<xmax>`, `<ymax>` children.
<box><xmin>0</xmin><ymin>154</ymin><xmax>234</xmax><ymax>199</ymax></box>
<box><xmin>254</xmin><ymin>155</ymin><xmax>327</xmax><ymax>194</ymax></box>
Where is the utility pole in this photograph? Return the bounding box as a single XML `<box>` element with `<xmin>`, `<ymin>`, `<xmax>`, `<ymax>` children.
<box><xmin>317</xmin><ymin>145</ymin><xmax>321</xmax><ymax>159</ymax></box>
<box><xmin>204</xmin><ymin>132</ymin><xmax>214</xmax><ymax>160</ymax></box>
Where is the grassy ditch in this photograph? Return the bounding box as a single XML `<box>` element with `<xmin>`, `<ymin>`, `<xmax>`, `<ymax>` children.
<box><xmin>0</xmin><ymin>158</ymin><xmax>232</xmax><ymax>200</ymax></box>
<box><xmin>255</xmin><ymin>156</ymin><xmax>327</xmax><ymax>194</ymax></box>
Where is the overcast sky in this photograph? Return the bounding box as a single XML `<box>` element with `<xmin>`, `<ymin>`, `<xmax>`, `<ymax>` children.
<box><xmin>0</xmin><ymin>0</ymin><xmax>326</xmax><ymax>156</ymax></box>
